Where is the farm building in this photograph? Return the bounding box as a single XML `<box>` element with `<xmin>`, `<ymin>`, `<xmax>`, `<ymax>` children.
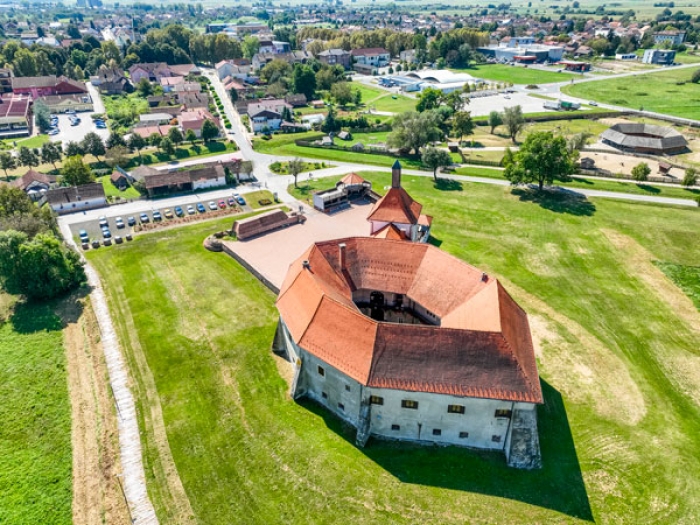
<box><xmin>601</xmin><ymin>123</ymin><xmax>688</xmax><ymax>155</ymax></box>
<box><xmin>274</xmin><ymin>236</ymin><xmax>543</xmax><ymax>469</ymax></box>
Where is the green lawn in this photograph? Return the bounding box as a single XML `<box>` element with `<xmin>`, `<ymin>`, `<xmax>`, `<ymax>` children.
<box><xmin>349</xmin><ymin>82</ymin><xmax>414</xmax><ymax>113</ymax></box>
<box><xmin>244</xmin><ymin>189</ymin><xmax>276</xmax><ymax>209</ymax></box>
<box><xmin>97</xmin><ymin>175</ymin><xmax>142</xmax><ymax>199</ymax></box>
<box><xmin>562</xmin><ymin>68</ymin><xmax>700</xmax><ymax>119</ymax></box>
<box><xmin>102</xmin><ymin>93</ymin><xmax>150</xmax><ymax>132</ymax></box>
<box><xmin>654</xmin><ymin>262</ymin><xmax>700</xmax><ymax>309</ymax></box>
<box><xmin>453</xmin><ymin>64</ymin><xmax>576</xmax><ymax>84</ymax></box>
<box><xmin>88</xmin><ymin>173</ymin><xmax>700</xmax><ymax>524</ymax></box>
<box><xmin>0</xmin><ymin>297</ymin><xmax>72</xmax><ymax>525</ymax></box>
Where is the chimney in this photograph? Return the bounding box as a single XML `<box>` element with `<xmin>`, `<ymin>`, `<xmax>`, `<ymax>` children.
<box><xmin>338</xmin><ymin>243</ymin><xmax>346</xmax><ymax>270</ymax></box>
<box><xmin>391</xmin><ymin>159</ymin><xmax>402</xmax><ymax>189</ymax></box>
<box><xmin>481</xmin><ymin>272</ymin><xmax>488</xmax><ymax>282</ymax></box>
<box><xmin>302</xmin><ymin>260</ymin><xmax>310</xmax><ymax>270</ymax></box>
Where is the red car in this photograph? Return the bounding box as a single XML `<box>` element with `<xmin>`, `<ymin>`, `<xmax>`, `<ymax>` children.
<box><xmin>218</xmin><ymin>200</ymin><xmax>227</xmax><ymax>209</ymax></box>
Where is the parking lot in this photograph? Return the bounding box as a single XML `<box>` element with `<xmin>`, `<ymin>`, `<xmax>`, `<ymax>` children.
<box><xmin>70</xmin><ymin>194</ymin><xmax>254</xmax><ymax>245</ymax></box>
<box><xmin>49</xmin><ymin>112</ymin><xmax>110</xmax><ymax>145</ymax></box>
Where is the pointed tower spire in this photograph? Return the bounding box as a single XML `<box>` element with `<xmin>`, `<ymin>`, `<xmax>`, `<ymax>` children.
<box><xmin>391</xmin><ymin>160</ymin><xmax>402</xmax><ymax>189</ymax></box>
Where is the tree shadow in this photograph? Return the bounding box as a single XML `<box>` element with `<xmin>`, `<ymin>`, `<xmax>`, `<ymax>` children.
<box><xmin>9</xmin><ymin>287</ymin><xmax>90</xmax><ymax>334</ymax></box>
<box><xmin>434</xmin><ymin>178</ymin><xmax>463</xmax><ymax>192</ymax></box>
<box><xmin>511</xmin><ymin>188</ymin><xmax>596</xmax><ymax>216</ymax></box>
<box><xmin>573</xmin><ymin>177</ymin><xmax>594</xmax><ymax>185</ymax></box>
<box><xmin>298</xmin><ymin>380</ymin><xmax>593</xmax><ymax>521</ymax></box>
<box><xmin>636</xmin><ymin>184</ymin><xmax>661</xmax><ymax>194</ymax></box>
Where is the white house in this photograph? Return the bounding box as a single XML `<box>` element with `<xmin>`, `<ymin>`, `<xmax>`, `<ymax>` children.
<box><xmin>351</xmin><ymin>47</ymin><xmax>391</xmax><ymax>67</ymax></box>
<box><xmin>45</xmin><ymin>183</ymin><xmax>107</xmax><ymax>214</ymax></box>
<box><xmin>274</xmin><ymin>236</ymin><xmax>543</xmax><ymax>469</ymax></box>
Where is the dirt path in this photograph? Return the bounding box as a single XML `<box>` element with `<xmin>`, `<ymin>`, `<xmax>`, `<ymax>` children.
<box><xmin>60</xmin><ymin>295</ymin><xmax>131</xmax><ymax>525</ymax></box>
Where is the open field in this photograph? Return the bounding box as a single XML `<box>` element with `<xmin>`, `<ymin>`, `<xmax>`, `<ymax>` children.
<box><xmin>0</xmin><ymin>296</ymin><xmax>72</xmax><ymax>525</ymax></box>
<box><xmin>453</xmin><ymin>64</ymin><xmax>575</xmax><ymax>84</ymax></box>
<box><xmin>88</xmin><ymin>173</ymin><xmax>700</xmax><ymax>524</ymax></box>
<box><xmin>97</xmin><ymin>174</ymin><xmax>142</xmax><ymax>199</ymax></box>
<box><xmin>562</xmin><ymin>68</ymin><xmax>700</xmax><ymax>119</ymax></box>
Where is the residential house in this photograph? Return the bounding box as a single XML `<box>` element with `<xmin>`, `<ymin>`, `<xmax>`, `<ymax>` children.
<box><xmin>215</xmin><ymin>59</ymin><xmax>252</xmax><ymax>80</ymax></box>
<box><xmin>252</xmin><ymin>51</ymin><xmax>312</xmax><ymax>71</ymax></box>
<box><xmin>90</xmin><ymin>66</ymin><xmax>132</xmax><ymax>95</ymax></box>
<box><xmin>285</xmin><ymin>94</ymin><xmax>308</xmax><ymax>107</ymax></box>
<box><xmin>178</xmin><ymin>108</ymin><xmax>219</xmax><ymax>138</ymax></box>
<box><xmin>642</xmin><ymin>49</ymin><xmax>676</xmax><ymax>65</ymax></box>
<box><xmin>317</xmin><ymin>49</ymin><xmax>352</xmax><ymax>69</ymax></box>
<box><xmin>351</xmin><ymin>48</ymin><xmax>391</xmax><ymax>69</ymax></box>
<box><xmin>45</xmin><ymin>183</ymin><xmax>107</xmax><ymax>214</ymax></box>
<box><xmin>35</xmin><ymin>94</ymin><xmax>93</xmax><ymax>113</ymax></box>
<box><xmin>110</xmin><ymin>170</ymin><xmax>129</xmax><ymax>190</ymax></box>
<box><xmin>653</xmin><ymin>31</ymin><xmax>686</xmax><ymax>46</ymax></box>
<box><xmin>12</xmin><ymin>169</ymin><xmax>57</xmax><ymax>198</ymax></box>
<box><xmin>160</xmin><ymin>76</ymin><xmax>186</xmax><ymax>92</ymax></box>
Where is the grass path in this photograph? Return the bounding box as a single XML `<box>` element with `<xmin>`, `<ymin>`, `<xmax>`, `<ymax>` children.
<box><xmin>87</xmin><ymin>176</ymin><xmax>700</xmax><ymax>524</ymax></box>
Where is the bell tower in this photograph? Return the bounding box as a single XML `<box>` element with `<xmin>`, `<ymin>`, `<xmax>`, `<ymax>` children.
<box><xmin>391</xmin><ymin>160</ymin><xmax>402</xmax><ymax>189</ymax></box>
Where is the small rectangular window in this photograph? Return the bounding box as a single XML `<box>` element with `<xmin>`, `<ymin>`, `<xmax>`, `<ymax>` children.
<box><xmin>492</xmin><ymin>435</ymin><xmax>502</xmax><ymax>443</ymax></box>
<box><xmin>321</xmin><ymin>391</ymin><xmax>328</xmax><ymax>399</ymax></box>
<box><xmin>317</xmin><ymin>366</ymin><xmax>325</xmax><ymax>376</ymax></box>
<box><xmin>495</xmin><ymin>409</ymin><xmax>512</xmax><ymax>419</ymax></box>
<box><xmin>338</xmin><ymin>403</ymin><xmax>345</xmax><ymax>411</ymax></box>
<box><xmin>345</xmin><ymin>384</ymin><xmax>351</xmax><ymax>392</ymax></box>
<box><xmin>432</xmin><ymin>428</ymin><xmax>442</xmax><ymax>436</ymax></box>
<box><xmin>370</xmin><ymin>395</ymin><xmax>384</xmax><ymax>405</ymax></box>
<box><xmin>459</xmin><ymin>432</ymin><xmax>469</xmax><ymax>439</ymax></box>
<box><xmin>447</xmin><ymin>404</ymin><xmax>465</xmax><ymax>414</ymax></box>
<box><xmin>391</xmin><ymin>424</ymin><xmax>400</xmax><ymax>431</ymax></box>
<box><xmin>401</xmin><ymin>399</ymin><xmax>418</xmax><ymax>409</ymax></box>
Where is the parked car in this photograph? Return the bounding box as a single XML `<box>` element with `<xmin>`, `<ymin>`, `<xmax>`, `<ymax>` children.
<box><xmin>152</xmin><ymin>210</ymin><xmax>162</xmax><ymax>221</ymax></box>
<box><xmin>197</xmin><ymin>203</ymin><xmax>206</xmax><ymax>213</ymax></box>
<box><xmin>174</xmin><ymin>206</ymin><xmax>184</xmax><ymax>217</ymax></box>
<box><xmin>98</xmin><ymin>216</ymin><xmax>108</xmax><ymax>227</ymax></box>
<box><xmin>218</xmin><ymin>200</ymin><xmax>226</xmax><ymax>209</ymax></box>
<box><xmin>227</xmin><ymin>197</ymin><xmax>236</xmax><ymax>206</ymax></box>
<box><xmin>208</xmin><ymin>201</ymin><xmax>217</xmax><ymax>211</ymax></box>
<box><xmin>102</xmin><ymin>228</ymin><xmax>112</xmax><ymax>239</ymax></box>
<box><xmin>140</xmin><ymin>212</ymin><xmax>150</xmax><ymax>223</ymax></box>
<box><xmin>65</xmin><ymin>109</ymin><xmax>76</xmax><ymax>115</ymax></box>
<box><xmin>589</xmin><ymin>101</ymin><xmax>598</xmax><ymax>106</ymax></box>
<box><xmin>236</xmin><ymin>196</ymin><xmax>246</xmax><ymax>206</ymax></box>
<box><xmin>187</xmin><ymin>205</ymin><xmax>196</xmax><ymax>215</ymax></box>
<box><xmin>48</xmin><ymin>128</ymin><xmax>60</xmax><ymax>136</ymax></box>
<box><xmin>95</xmin><ymin>121</ymin><xmax>107</xmax><ymax>129</ymax></box>
<box><xmin>115</xmin><ymin>217</ymin><xmax>125</xmax><ymax>229</ymax></box>
<box><xmin>127</xmin><ymin>216</ymin><xmax>136</xmax><ymax>226</ymax></box>
<box><xmin>79</xmin><ymin>229</ymin><xmax>89</xmax><ymax>242</ymax></box>
<box><xmin>164</xmin><ymin>208</ymin><xmax>174</xmax><ymax>219</ymax></box>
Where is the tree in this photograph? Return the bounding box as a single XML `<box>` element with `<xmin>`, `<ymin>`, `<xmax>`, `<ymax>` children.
<box><xmin>452</xmin><ymin>111</ymin><xmax>474</xmax><ymax>144</ymax></box>
<box><xmin>488</xmin><ymin>110</ymin><xmax>503</xmax><ymax>134</ymax></box>
<box><xmin>105</xmin><ymin>145</ymin><xmax>130</xmax><ymax>168</ymax></box>
<box><xmin>331</xmin><ymin>82</ymin><xmax>353</xmax><ymax>106</ymax></box>
<box><xmin>242</xmin><ymin>35</ymin><xmax>260</xmax><ymax>59</ymax></box>
<box><xmin>321</xmin><ymin>107</ymin><xmax>340</xmax><ymax>133</ymax></box>
<box><xmin>18</xmin><ymin>147</ymin><xmax>39</xmax><ymax>168</ymax></box>
<box><xmin>33</xmin><ymin>100</ymin><xmax>52</xmax><ymax>133</ymax></box>
<box><xmin>354</xmin><ymin>88</ymin><xmax>362</xmax><ymax>106</ymax></box>
<box><xmin>127</xmin><ymin>133</ymin><xmax>147</xmax><ymax>159</ymax></box>
<box><xmin>292</xmin><ymin>64</ymin><xmax>316</xmax><ymax>100</ymax></box>
<box><xmin>443</xmin><ymin>90</ymin><xmax>465</xmax><ymax>114</ymax></box>
<box><xmin>501</xmin><ymin>105</ymin><xmax>525</xmax><ymax>143</ymax></box>
<box><xmin>682</xmin><ymin>167</ymin><xmax>698</xmax><ymax>187</ymax></box>
<box><xmin>61</xmin><ymin>155</ymin><xmax>94</xmax><ymax>186</ymax></box>
<box><xmin>159</xmin><ymin>136</ymin><xmax>175</xmax><ymax>156</ymax></box>
<box><xmin>0</xmin><ymin>152</ymin><xmax>16</xmax><ymax>180</ymax></box>
<box><xmin>64</xmin><ymin>141</ymin><xmax>84</xmax><ymax>157</ymax></box>
<box><xmin>137</xmin><ymin>77</ymin><xmax>153</xmax><ymax>97</ymax></box>
<box><xmin>106</xmin><ymin>130</ymin><xmax>126</xmax><ymax>149</ymax></box>
<box><xmin>503</xmin><ymin>131</ymin><xmax>578</xmax><ymax>190</ymax></box>
<box><xmin>81</xmin><ymin>132</ymin><xmax>106</xmax><ymax>161</ymax></box>
<box><xmin>422</xmin><ymin>147</ymin><xmax>453</xmax><ymax>181</ymax></box>
<box><xmin>40</xmin><ymin>142</ymin><xmax>62</xmax><ymax>170</ymax></box>
<box><xmin>416</xmin><ymin>87</ymin><xmax>443</xmax><ymax>112</ymax></box>
<box><xmin>0</xmin><ymin>186</ymin><xmax>56</xmax><ymax>238</ymax></box>
<box><xmin>388</xmin><ymin>111</ymin><xmax>443</xmax><ymax>156</ymax></box>
<box><xmin>631</xmin><ymin>162</ymin><xmax>651</xmax><ymax>181</ymax></box>
<box><xmin>0</xmin><ymin>230</ymin><xmax>86</xmax><ymax>300</ymax></box>
<box><xmin>201</xmin><ymin>120</ymin><xmax>219</xmax><ymax>142</ymax></box>
<box><xmin>288</xmin><ymin>157</ymin><xmax>305</xmax><ymax>188</ymax></box>
<box><xmin>185</xmin><ymin>129</ymin><xmax>197</xmax><ymax>146</ymax></box>
<box><xmin>229</xmin><ymin>88</ymin><xmax>239</xmax><ymax>103</ymax></box>
<box><xmin>168</xmin><ymin>126</ymin><xmax>184</xmax><ymax>145</ymax></box>
<box><xmin>567</xmin><ymin>132</ymin><xmax>593</xmax><ymax>153</ymax></box>
<box><xmin>260</xmin><ymin>59</ymin><xmax>292</xmax><ymax>85</ymax></box>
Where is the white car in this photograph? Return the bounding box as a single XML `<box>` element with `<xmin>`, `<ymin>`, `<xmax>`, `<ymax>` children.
<box><xmin>589</xmin><ymin>101</ymin><xmax>598</xmax><ymax>106</ymax></box>
<box><xmin>187</xmin><ymin>205</ymin><xmax>196</xmax><ymax>215</ymax></box>
<box><xmin>115</xmin><ymin>217</ymin><xmax>125</xmax><ymax>229</ymax></box>
<box><xmin>208</xmin><ymin>201</ymin><xmax>218</xmax><ymax>211</ymax></box>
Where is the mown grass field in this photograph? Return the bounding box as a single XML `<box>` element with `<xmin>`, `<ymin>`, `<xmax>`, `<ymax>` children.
<box><xmin>0</xmin><ymin>296</ymin><xmax>72</xmax><ymax>525</ymax></box>
<box><xmin>562</xmin><ymin>68</ymin><xmax>700</xmax><ymax>119</ymax></box>
<box><xmin>453</xmin><ymin>64</ymin><xmax>576</xmax><ymax>84</ymax></box>
<box><xmin>88</xmin><ymin>174</ymin><xmax>700</xmax><ymax>524</ymax></box>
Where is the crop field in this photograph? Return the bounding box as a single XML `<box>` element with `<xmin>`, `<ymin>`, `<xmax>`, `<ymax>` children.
<box><xmin>88</xmin><ymin>174</ymin><xmax>700</xmax><ymax>524</ymax></box>
<box><xmin>562</xmin><ymin>68</ymin><xmax>700</xmax><ymax>119</ymax></box>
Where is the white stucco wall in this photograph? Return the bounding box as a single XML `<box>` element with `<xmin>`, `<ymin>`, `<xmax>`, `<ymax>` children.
<box><xmin>193</xmin><ymin>176</ymin><xmax>225</xmax><ymax>190</ymax></box>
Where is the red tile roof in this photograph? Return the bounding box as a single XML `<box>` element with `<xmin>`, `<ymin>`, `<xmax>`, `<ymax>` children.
<box><xmin>277</xmin><ymin>237</ymin><xmax>543</xmax><ymax>404</ymax></box>
<box><xmin>370</xmin><ymin>223</ymin><xmax>407</xmax><ymax>240</ymax></box>
<box><xmin>339</xmin><ymin>172</ymin><xmax>366</xmax><ymax>185</ymax></box>
<box><xmin>366</xmin><ymin>187</ymin><xmax>422</xmax><ymax>225</ymax></box>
